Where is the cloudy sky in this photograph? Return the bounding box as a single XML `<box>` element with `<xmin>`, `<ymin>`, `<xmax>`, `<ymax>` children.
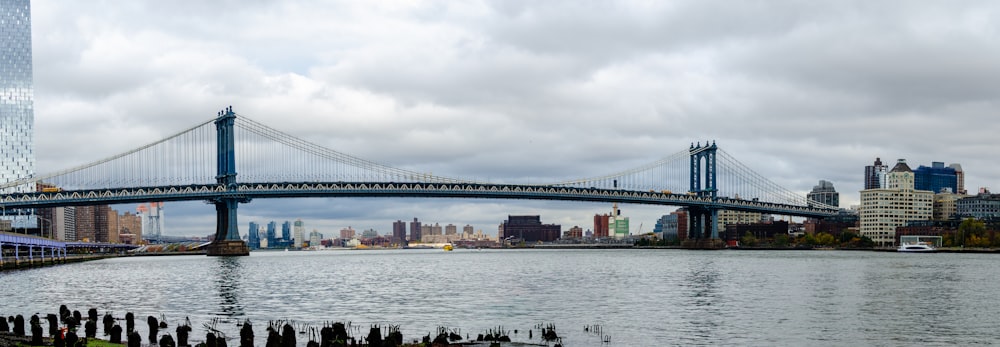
<box><xmin>27</xmin><ymin>1</ymin><xmax>1000</xmax><ymax>237</ymax></box>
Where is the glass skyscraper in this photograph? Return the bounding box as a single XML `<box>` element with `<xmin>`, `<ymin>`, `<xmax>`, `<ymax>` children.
<box><xmin>1</xmin><ymin>0</ymin><xmax>35</xmax><ymax>228</ymax></box>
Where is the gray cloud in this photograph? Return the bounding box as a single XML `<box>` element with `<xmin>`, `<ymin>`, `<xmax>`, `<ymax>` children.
<box><xmin>29</xmin><ymin>0</ymin><xmax>1000</xmax><ymax>236</ymax></box>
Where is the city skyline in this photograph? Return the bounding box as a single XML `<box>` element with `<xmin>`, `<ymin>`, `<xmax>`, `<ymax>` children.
<box><xmin>18</xmin><ymin>1</ymin><xmax>1000</xmax><ymax>236</ymax></box>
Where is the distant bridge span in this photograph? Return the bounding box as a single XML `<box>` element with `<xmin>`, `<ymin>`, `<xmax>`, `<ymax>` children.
<box><xmin>2</xmin><ymin>181</ymin><xmax>836</xmax><ymax>218</ymax></box>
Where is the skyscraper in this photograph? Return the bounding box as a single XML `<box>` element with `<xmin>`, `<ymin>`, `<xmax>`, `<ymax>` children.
<box><xmin>1</xmin><ymin>0</ymin><xmax>35</xmax><ymax>229</ymax></box>
<box><xmin>807</xmin><ymin>180</ymin><xmax>840</xmax><ymax>207</ymax></box>
<box><xmin>949</xmin><ymin>163</ymin><xmax>966</xmax><ymax>194</ymax></box>
<box><xmin>281</xmin><ymin>221</ymin><xmax>291</xmax><ymax>241</ymax></box>
<box><xmin>266</xmin><ymin>221</ymin><xmax>277</xmax><ymax>246</ymax></box>
<box><xmin>392</xmin><ymin>220</ymin><xmax>406</xmax><ymax>245</ymax></box>
<box><xmin>864</xmin><ymin>158</ymin><xmax>886</xmax><ymax>190</ymax></box>
<box><xmin>75</xmin><ymin>205</ymin><xmax>111</xmax><ymax>242</ymax></box>
<box><xmin>409</xmin><ymin>218</ymin><xmax>421</xmax><ymax>242</ymax></box>
<box><xmin>913</xmin><ymin>162</ymin><xmax>958</xmax><ymax>194</ymax></box>
<box><xmin>293</xmin><ymin>219</ymin><xmax>305</xmax><ymax>248</ymax></box>
<box><xmin>248</xmin><ymin>222</ymin><xmax>260</xmax><ymax>249</ymax></box>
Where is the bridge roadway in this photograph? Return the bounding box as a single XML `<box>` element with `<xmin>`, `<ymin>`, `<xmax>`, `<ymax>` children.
<box><xmin>0</xmin><ymin>181</ymin><xmax>838</xmax><ymax>218</ymax></box>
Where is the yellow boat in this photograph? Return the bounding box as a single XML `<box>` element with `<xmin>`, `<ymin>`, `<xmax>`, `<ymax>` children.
<box><xmin>443</xmin><ymin>244</ymin><xmax>454</xmax><ymax>251</ymax></box>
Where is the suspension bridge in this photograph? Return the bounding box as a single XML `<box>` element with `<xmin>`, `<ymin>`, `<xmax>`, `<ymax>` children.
<box><xmin>1</xmin><ymin>106</ymin><xmax>837</xmax><ymax>255</ymax></box>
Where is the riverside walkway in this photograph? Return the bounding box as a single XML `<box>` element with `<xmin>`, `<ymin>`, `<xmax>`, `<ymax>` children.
<box><xmin>0</xmin><ymin>231</ymin><xmax>137</xmax><ymax>270</ymax></box>
<box><xmin>0</xmin><ymin>231</ymin><xmax>66</xmax><ymax>269</ymax></box>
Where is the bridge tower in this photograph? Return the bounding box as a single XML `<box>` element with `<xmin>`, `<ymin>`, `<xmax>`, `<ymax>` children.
<box><xmin>688</xmin><ymin>142</ymin><xmax>720</xmax><ymax>241</ymax></box>
<box><xmin>206</xmin><ymin>106</ymin><xmax>250</xmax><ymax>256</ymax></box>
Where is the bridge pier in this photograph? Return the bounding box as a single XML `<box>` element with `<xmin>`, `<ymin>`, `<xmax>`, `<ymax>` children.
<box><xmin>687</xmin><ymin>207</ymin><xmax>718</xmax><ymax>240</ymax></box>
<box><xmin>207</xmin><ymin>198</ymin><xmax>249</xmax><ymax>256</ymax></box>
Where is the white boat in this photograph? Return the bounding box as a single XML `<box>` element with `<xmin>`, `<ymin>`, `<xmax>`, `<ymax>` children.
<box><xmin>897</xmin><ymin>242</ymin><xmax>936</xmax><ymax>252</ymax></box>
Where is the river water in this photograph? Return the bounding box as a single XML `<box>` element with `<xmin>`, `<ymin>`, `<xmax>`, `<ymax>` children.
<box><xmin>1</xmin><ymin>249</ymin><xmax>998</xmax><ymax>346</ymax></box>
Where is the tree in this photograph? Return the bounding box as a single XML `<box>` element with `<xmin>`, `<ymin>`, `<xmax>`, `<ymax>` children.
<box><xmin>814</xmin><ymin>232</ymin><xmax>835</xmax><ymax>246</ymax></box>
<box><xmin>959</xmin><ymin>218</ymin><xmax>987</xmax><ymax>247</ymax></box>
<box><xmin>773</xmin><ymin>233</ymin><xmax>790</xmax><ymax>247</ymax></box>
<box><xmin>740</xmin><ymin>232</ymin><xmax>759</xmax><ymax>247</ymax></box>
<box><xmin>802</xmin><ymin>233</ymin><xmax>817</xmax><ymax>245</ymax></box>
<box><xmin>839</xmin><ymin>231</ymin><xmax>858</xmax><ymax>245</ymax></box>
<box><xmin>856</xmin><ymin>235</ymin><xmax>875</xmax><ymax>248</ymax></box>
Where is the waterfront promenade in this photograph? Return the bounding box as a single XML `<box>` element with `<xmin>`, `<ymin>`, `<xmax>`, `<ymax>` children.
<box><xmin>0</xmin><ymin>231</ymin><xmax>140</xmax><ymax>270</ymax></box>
<box><xmin>0</xmin><ymin>231</ymin><xmax>66</xmax><ymax>270</ymax></box>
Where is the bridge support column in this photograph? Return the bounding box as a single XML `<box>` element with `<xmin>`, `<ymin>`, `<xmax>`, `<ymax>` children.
<box><xmin>206</xmin><ymin>106</ymin><xmax>250</xmax><ymax>256</ymax></box>
<box><xmin>711</xmin><ymin>209</ymin><xmax>719</xmax><ymax>239</ymax></box>
<box><xmin>687</xmin><ymin>142</ymin><xmax>724</xmax><ymax>248</ymax></box>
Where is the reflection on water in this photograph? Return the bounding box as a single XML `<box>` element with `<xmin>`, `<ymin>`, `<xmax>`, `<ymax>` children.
<box><xmin>677</xmin><ymin>258</ymin><xmax>722</xmax><ymax>344</ymax></box>
<box><xmin>215</xmin><ymin>256</ymin><xmax>245</xmax><ymax>317</ymax></box>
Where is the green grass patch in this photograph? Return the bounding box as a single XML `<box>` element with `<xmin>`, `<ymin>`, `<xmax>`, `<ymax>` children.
<box><xmin>15</xmin><ymin>338</ymin><xmax>126</xmax><ymax>347</ymax></box>
<box><xmin>84</xmin><ymin>339</ymin><xmax>126</xmax><ymax>347</ymax></box>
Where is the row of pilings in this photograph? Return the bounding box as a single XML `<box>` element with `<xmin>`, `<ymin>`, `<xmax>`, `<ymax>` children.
<box><xmin>0</xmin><ymin>306</ymin><xmax>569</xmax><ymax>347</ymax></box>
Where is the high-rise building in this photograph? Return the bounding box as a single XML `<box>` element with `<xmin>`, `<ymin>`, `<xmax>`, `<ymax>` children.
<box><xmin>40</xmin><ymin>206</ymin><xmax>75</xmax><ymax>241</ymax></box>
<box><xmin>593</xmin><ymin>214</ymin><xmax>610</xmax><ymax>238</ymax></box>
<box><xmin>859</xmin><ymin>159</ymin><xmax>933</xmax><ymax>246</ymax></box>
<box><xmin>654</xmin><ymin>214</ymin><xmax>679</xmax><ymax>240</ymax></box>
<box><xmin>339</xmin><ymin>226</ymin><xmax>356</xmax><ymax>240</ymax></box>
<box><xmin>807</xmin><ymin>180</ymin><xmax>840</xmax><ymax>207</ymax></box>
<box><xmin>392</xmin><ymin>220</ymin><xmax>407</xmax><ymax>245</ymax></box>
<box><xmin>293</xmin><ymin>219</ymin><xmax>305</xmax><ymax>248</ymax></box>
<box><xmin>248</xmin><ymin>222</ymin><xmax>261</xmax><ymax>249</ymax></box>
<box><xmin>1</xmin><ymin>0</ymin><xmax>35</xmax><ymax>229</ymax></box>
<box><xmin>267</xmin><ymin>221</ymin><xmax>278</xmax><ymax>246</ymax></box>
<box><xmin>672</xmin><ymin>209</ymin><xmax>689</xmax><ymax>241</ymax></box>
<box><xmin>409</xmin><ymin>218</ymin><xmax>421</xmax><ymax>242</ymax></box>
<box><xmin>308</xmin><ymin>230</ymin><xmax>322</xmax><ymax>247</ymax></box>
<box><xmin>445</xmin><ymin>224</ymin><xmax>457</xmax><ymax>235</ymax></box>
<box><xmin>913</xmin><ymin>162</ymin><xmax>958</xmax><ymax>194</ymax></box>
<box><xmin>949</xmin><ymin>163</ymin><xmax>966</xmax><ymax>194</ymax></box>
<box><xmin>137</xmin><ymin>203</ymin><xmax>164</xmax><ymax>241</ymax></box>
<box><xmin>463</xmin><ymin>224</ymin><xmax>474</xmax><ymax>235</ymax></box>
<box><xmin>110</xmin><ymin>210</ymin><xmax>141</xmax><ymax>244</ymax></box>
<box><xmin>933</xmin><ymin>191</ymin><xmax>966</xmax><ymax>221</ymax></box>
<box><xmin>864</xmin><ymin>158</ymin><xmax>887</xmax><ymax>190</ymax></box>
<box><xmin>75</xmin><ymin>205</ymin><xmax>111</xmax><ymax>242</ymax></box>
<box><xmin>281</xmin><ymin>221</ymin><xmax>291</xmax><ymax>241</ymax></box>
<box><xmin>430</xmin><ymin>223</ymin><xmax>443</xmax><ymax>235</ymax></box>
<box><xmin>361</xmin><ymin>228</ymin><xmax>378</xmax><ymax>239</ymax></box>
<box><xmin>106</xmin><ymin>210</ymin><xmax>120</xmax><ymax>243</ymax></box>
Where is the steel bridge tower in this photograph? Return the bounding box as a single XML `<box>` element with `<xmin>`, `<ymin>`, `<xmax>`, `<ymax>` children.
<box><xmin>206</xmin><ymin>106</ymin><xmax>250</xmax><ymax>256</ymax></box>
<box><xmin>688</xmin><ymin>142</ymin><xmax>719</xmax><ymax>241</ymax></box>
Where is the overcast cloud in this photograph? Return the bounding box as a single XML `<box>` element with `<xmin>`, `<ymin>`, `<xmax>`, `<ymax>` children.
<box><xmin>27</xmin><ymin>0</ymin><xmax>1000</xmax><ymax>237</ymax></box>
